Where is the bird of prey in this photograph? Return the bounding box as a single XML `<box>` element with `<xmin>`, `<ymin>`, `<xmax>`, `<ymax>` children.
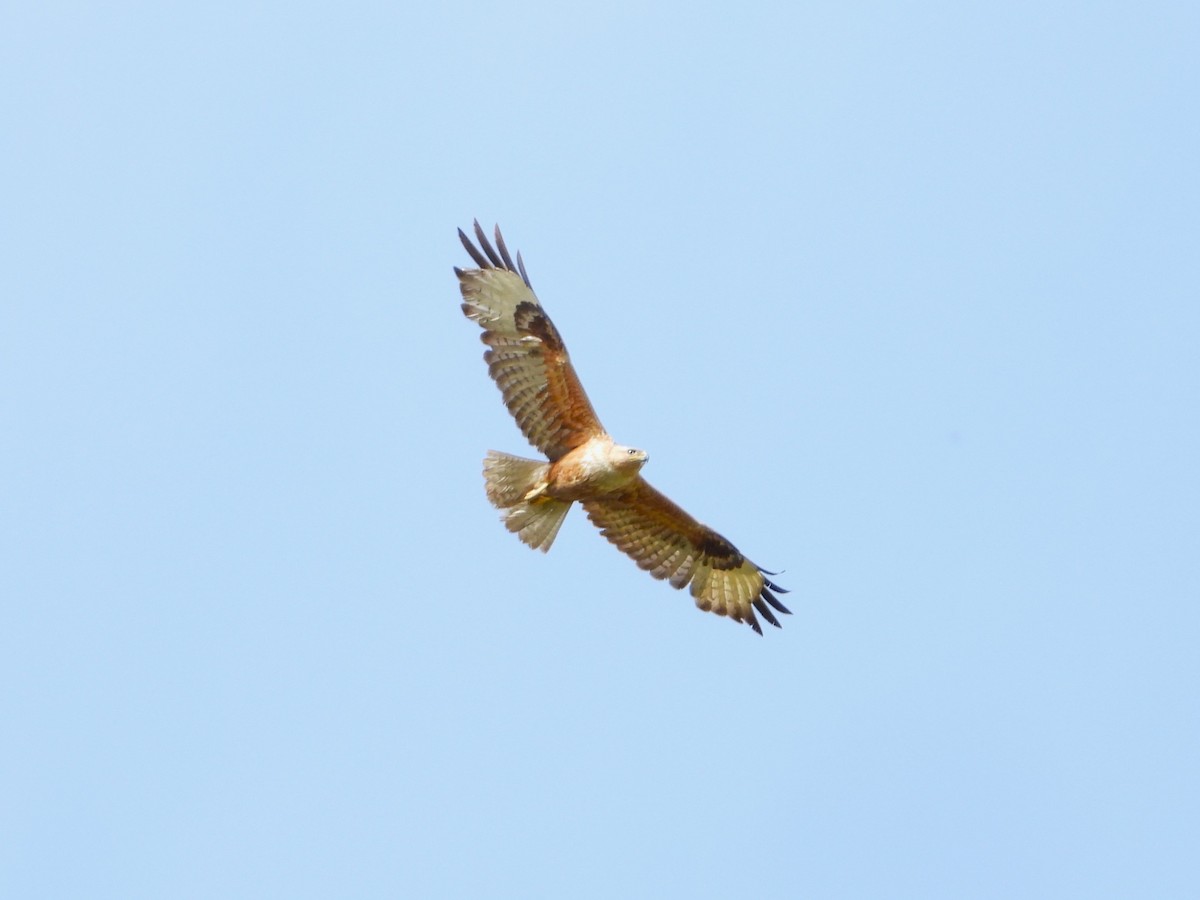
<box><xmin>455</xmin><ymin>222</ymin><xmax>790</xmax><ymax>634</ymax></box>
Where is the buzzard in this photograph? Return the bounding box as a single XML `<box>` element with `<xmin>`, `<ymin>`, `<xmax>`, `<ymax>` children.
<box><xmin>456</xmin><ymin>222</ymin><xmax>790</xmax><ymax>634</ymax></box>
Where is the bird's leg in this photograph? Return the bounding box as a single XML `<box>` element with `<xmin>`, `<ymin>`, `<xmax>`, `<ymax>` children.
<box><xmin>522</xmin><ymin>479</ymin><xmax>550</xmax><ymax>502</ymax></box>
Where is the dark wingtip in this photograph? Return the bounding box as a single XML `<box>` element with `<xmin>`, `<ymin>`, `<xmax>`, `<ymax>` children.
<box><xmin>757</xmin><ymin>564</ymin><xmax>791</xmax><ymax>592</ymax></box>
<box><xmin>748</xmin><ymin>616</ymin><xmax>764</xmax><ymax>636</ymax></box>
<box><xmin>752</xmin><ymin>597</ymin><xmax>782</xmax><ymax>629</ymax></box>
<box><xmin>459</xmin><ymin>222</ymin><xmax>533</xmax><ymax>287</ymax></box>
<box><xmin>494</xmin><ymin>225</ymin><xmax>518</xmax><ymax>271</ymax></box>
<box><xmin>473</xmin><ymin>220</ymin><xmax>505</xmax><ymax>268</ymax></box>
<box><xmin>761</xmin><ymin>588</ymin><xmax>791</xmax><ymax>616</ymax></box>
<box><xmin>458</xmin><ymin>226</ymin><xmax>489</xmax><ymax>268</ymax></box>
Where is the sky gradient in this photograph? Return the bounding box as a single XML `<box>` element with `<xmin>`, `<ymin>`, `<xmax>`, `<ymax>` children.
<box><xmin>3</xmin><ymin>2</ymin><xmax>1198</xmax><ymax>897</ymax></box>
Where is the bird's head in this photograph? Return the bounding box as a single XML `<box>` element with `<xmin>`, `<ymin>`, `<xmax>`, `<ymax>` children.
<box><xmin>610</xmin><ymin>444</ymin><xmax>649</xmax><ymax>473</ymax></box>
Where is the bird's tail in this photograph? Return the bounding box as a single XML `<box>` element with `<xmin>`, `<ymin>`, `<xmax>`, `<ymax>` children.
<box><xmin>482</xmin><ymin>451</ymin><xmax>571</xmax><ymax>552</ymax></box>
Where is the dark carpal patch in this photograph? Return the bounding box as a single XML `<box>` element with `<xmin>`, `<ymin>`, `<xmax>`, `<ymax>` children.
<box><xmin>699</xmin><ymin>531</ymin><xmax>742</xmax><ymax>569</ymax></box>
<box><xmin>515</xmin><ymin>302</ymin><xmax>566</xmax><ymax>352</ymax></box>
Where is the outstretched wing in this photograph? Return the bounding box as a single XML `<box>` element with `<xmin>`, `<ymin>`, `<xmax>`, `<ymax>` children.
<box><xmin>456</xmin><ymin>222</ymin><xmax>606</xmax><ymax>461</ymax></box>
<box><xmin>582</xmin><ymin>479</ymin><xmax>790</xmax><ymax>635</ymax></box>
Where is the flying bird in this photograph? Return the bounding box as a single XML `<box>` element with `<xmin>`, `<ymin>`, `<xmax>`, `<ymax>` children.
<box><xmin>455</xmin><ymin>222</ymin><xmax>790</xmax><ymax>634</ymax></box>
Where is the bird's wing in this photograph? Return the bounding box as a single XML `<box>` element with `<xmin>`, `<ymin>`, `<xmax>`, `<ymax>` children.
<box><xmin>456</xmin><ymin>222</ymin><xmax>606</xmax><ymax>461</ymax></box>
<box><xmin>582</xmin><ymin>479</ymin><xmax>790</xmax><ymax>634</ymax></box>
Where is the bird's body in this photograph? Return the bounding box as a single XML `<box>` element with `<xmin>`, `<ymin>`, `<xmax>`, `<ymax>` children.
<box><xmin>548</xmin><ymin>436</ymin><xmax>648</xmax><ymax>501</ymax></box>
<box><xmin>456</xmin><ymin>221</ymin><xmax>790</xmax><ymax>634</ymax></box>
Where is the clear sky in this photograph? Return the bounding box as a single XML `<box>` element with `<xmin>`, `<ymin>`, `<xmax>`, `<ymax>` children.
<box><xmin>3</xmin><ymin>2</ymin><xmax>1198</xmax><ymax>897</ymax></box>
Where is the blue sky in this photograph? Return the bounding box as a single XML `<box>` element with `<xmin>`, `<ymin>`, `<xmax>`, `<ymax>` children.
<box><xmin>3</xmin><ymin>2</ymin><xmax>1198</xmax><ymax>897</ymax></box>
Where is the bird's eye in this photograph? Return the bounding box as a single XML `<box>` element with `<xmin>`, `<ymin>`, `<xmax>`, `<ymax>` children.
<box><xmin>628</xmin><ymin>449</ymin><xmax>636</xmax><ymax>455</ymax></box>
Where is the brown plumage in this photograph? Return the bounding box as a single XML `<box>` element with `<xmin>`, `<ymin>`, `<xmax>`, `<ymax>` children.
<box><xmin>456</xmin><ymin>221</ymin><xmax>790</xmax><ymax>634</ymax></box>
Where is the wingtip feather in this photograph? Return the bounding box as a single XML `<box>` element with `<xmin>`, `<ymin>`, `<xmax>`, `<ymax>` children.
<box><xmin>473</xmin><ymin>221</ymin><xmax>505</xmax><ymax>268</ymax></box>
<box><xmin>459</xmin><ymin>227</ymin><xmax>489</xmax><ymax>268</ymax></box>
<box><xmin>494</xmin><ymin>225</ymin><xmax>518</xmax><ymax>271</ymax></box>
<box><xmin>752</xmin><ymin>597</ymin><xmax>783</xmax><ymax>628</ymax></box>
<box><xmin>761</xmin><ymin>588</ymin><xmax>791</xmax><ymax>616</ymax></box>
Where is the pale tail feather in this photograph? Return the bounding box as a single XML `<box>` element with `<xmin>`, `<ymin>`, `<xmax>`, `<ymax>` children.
<box><xmin>482</xmin><ymin>451</ymin><xmax>571</xmax><ymax>552</ymax></box>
